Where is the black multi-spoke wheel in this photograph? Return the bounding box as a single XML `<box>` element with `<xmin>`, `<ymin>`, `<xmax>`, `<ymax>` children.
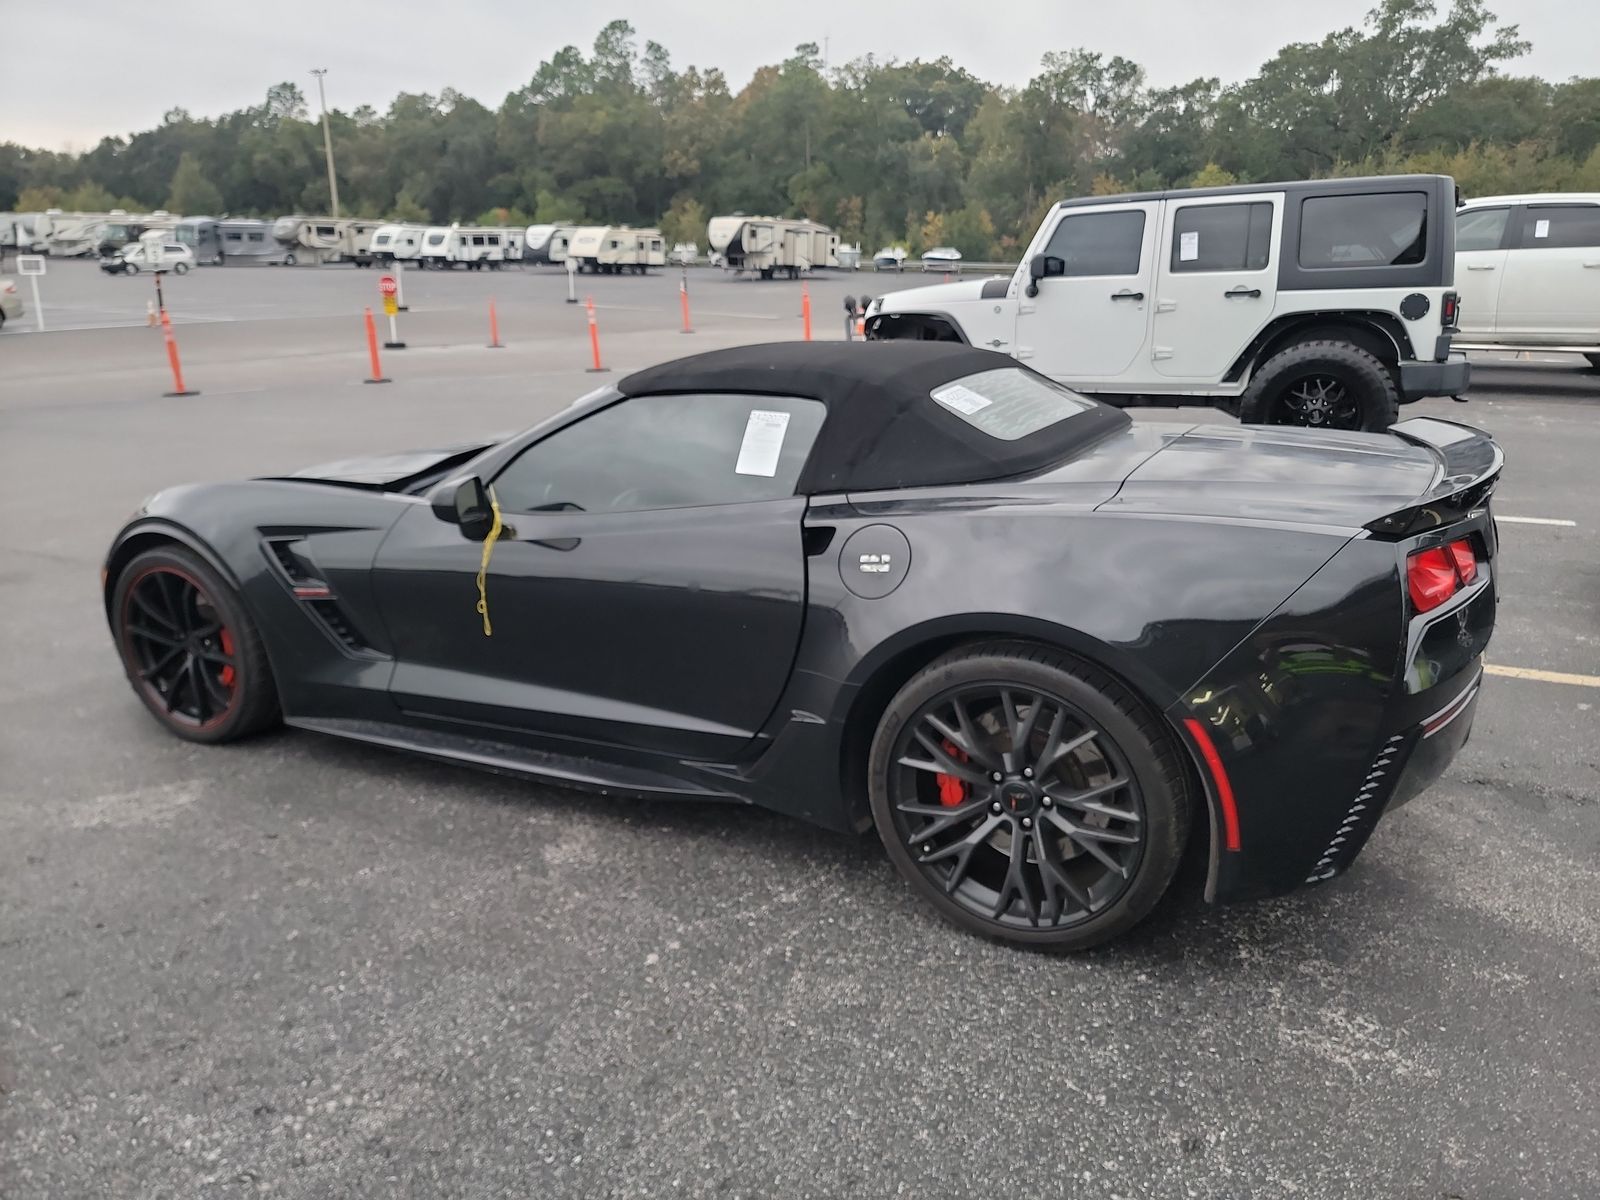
<box><xmin>869</xmin><ymin>643</ymin><xmax>1190</xmax><ymax>949</ymax></box>
<box><xmin>112</xmin><ymin>546</ymin><xmax>279</xmax><ymax>743</ymax></box>
<box><xmin>1274</xmin><ymin>373</ymin><xmax>1358</xmax><ymax>428</ymax></box>
<box><xmin>1238</xmin><ymin>339</ymin><xmax>1399</xmax><ymax>432</ymax></box>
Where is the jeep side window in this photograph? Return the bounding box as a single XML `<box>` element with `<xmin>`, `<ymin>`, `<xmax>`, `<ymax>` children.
<box><xmin>1299</xmin><ymin>192</ymin><xmax>1427</xmax><ymax>268</ymax></box>
<box><xmin>1515</xmin><ymin>205</ymin><xmax>1600</xmax><ymax>249</ymax></box>
<box><xmin>1042</xmin><ymin>211</ymin><xmax>1145</xmax><ymax>276</ymax></box>
<box><xmin>1456</xmin><ymin>207</ymin><xmax>1510</xmax><ymax>252</ymax></box>
<box><xmin>1170</xmin><ymin>202</ymin><xmax>1273</xmax><ymax>272</ymax></box>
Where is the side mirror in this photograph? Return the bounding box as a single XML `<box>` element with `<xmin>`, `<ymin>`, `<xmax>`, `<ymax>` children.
<box><xmin>432</xmin><ymin>476</ymin><xmax>495</xmax><ymax>541</ymax></box>
<box><xmin>1026</xmin><ymin>254</ymin><xmax>1065</xmax><ymax>297</ymax></box>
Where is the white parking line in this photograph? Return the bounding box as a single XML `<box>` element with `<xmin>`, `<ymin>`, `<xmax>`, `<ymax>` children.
<box><xmin>1485</xmin><ymin>664</ymin><xmax>1600</xmax><ymax>688</ymax></box>
<box><xmin>1497</xmin><ymin>516</ymin><xmax>1577</xmax><ymax>527</ymax></box>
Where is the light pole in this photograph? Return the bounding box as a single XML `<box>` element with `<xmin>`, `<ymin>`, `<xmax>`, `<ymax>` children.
<box><xmin>309</xmin><ymin>68</ymin><xmax>341</xmax><ymax>218</ymax></box>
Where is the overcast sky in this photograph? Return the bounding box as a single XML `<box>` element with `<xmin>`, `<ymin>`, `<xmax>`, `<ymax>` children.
<box><xmin>5</xmin><ymin>0</ymin><xmax>1592</xmax><ymax>151</ymax></box>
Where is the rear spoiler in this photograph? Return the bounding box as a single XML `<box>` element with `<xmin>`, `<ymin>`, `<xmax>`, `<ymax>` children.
<box><xmin>1365</xmin><ymin>417</ymin><xmax>1503</xmax><ymax>538</ymax></box>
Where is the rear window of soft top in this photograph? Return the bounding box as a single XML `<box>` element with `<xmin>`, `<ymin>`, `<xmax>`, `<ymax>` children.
<box><xmin>931</xmin><ymin>368</ymin><xmax>1095</xmax><ymax>440</ymax></box>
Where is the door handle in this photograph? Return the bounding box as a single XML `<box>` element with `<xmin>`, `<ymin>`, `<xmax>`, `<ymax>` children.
<box><xmin>1584</xmin><ymin>262</ymin><xmax>1600</xmax><ymax>269</ymax></box>
<box><xmin>1224</xmin><ymin>287</ymin><xmax>1262</xmax><ymax>298</ymax></box>
<box><xmin>1465</xmin><ymin>264</ymin><xmax>1496</xmax><ymax>271</ymax></box>
<box><xmin>1110</xmin><ymin>290</ymin><xmax>1144</xmax><ymax>302</ymax></box>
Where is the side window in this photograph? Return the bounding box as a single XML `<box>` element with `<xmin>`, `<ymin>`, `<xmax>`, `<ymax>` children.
<box><xmin>491</xmin><ymin>394</ymin><xmax>827</xmax><ymax>515</ymax></box>
<box><xmin>1299</xmin><ymin>192</ymin><xmax>1427</xmax><ymax>268</ymax></box>
<box><xmin>1516</xmin><ymin>205</ymin><xmax>1600</xmax><ymax>249</ymax></box>
<box><xmin>248</xmin><ymin>232</ymin><xmax>264</xmax><ymax>243</ymax></box>
<box><xmin>1170</xmin><ymin>202</ymin><xmax>1273</xmax><ymax>272</ymax></box>
<box><xmin>1456</xmin><ymin>207</ymin><xmax>1510</xmax><ymax>252</ymax></box>
<box><xmin>1042</xmin><ymin>210</ymin><xmax>1145</xmax><ymax>276</ymax></box>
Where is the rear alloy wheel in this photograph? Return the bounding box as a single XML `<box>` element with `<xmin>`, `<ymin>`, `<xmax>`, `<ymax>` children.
<box><xmin>869</xmin><ymin>643</ymin><xmax>1190</xmax><ymax>949</ymax></box>
<box><xmin>173</xmin><ymin>262</ymin><xmax>189</xmax><ymax>275</ymax></box>
<box><xmin>113</xmin><ymin>546</ymin><xmax>280</xmax><ymax>743</ymax></box>
<box><xmin>1238</xmin><ymin>339</ymin><xmax>1399</xmax><ymax>432</ymax></box>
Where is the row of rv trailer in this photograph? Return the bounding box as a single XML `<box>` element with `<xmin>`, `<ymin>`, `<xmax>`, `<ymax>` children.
<box><xmin>3</xmin><ymin>209</ymin><xmax>882</xmax><ymax>276</ymax></box>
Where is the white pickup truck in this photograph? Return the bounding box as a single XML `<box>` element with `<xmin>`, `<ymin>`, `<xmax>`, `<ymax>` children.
<box><xmin>867</xmin><ymin>174</ymin><xmax>1471</xmax><ymax>431</ymax></box>
<box><xmin>1452</xmin><ymin>193</ymin><xmax>1600</xmax><ymax>370</ymax></box>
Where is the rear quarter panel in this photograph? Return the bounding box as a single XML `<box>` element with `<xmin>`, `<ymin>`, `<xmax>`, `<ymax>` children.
<box><xmin>769</xmin><ymin>490</ymin><xmax>1358</xmax><ymax>833</ymax></box>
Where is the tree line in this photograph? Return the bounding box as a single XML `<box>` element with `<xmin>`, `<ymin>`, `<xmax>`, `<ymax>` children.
<box><xmin>4</xmin><ymin>0</ymin><xmax>1599</xmax><ymax>261</ymax></box>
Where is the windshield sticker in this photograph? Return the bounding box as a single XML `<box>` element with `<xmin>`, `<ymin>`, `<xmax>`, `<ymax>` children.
<box><xmin>1180</xmin><ymin>230</ymin><xmax>1200</xmax><ymax>261</ymax></box>
<box><xmin>932</xmin><ymin>368</ymin><xmax>1093</xmax><ymax>440</ymax></box>
<box><xmin>735</xmin><ymin>409</ymin><xmax>791</xmax><ymax>477</ymax></box>
<box><xmin>931</xmin><ymin>383</ymin><xmax>993</xmax><ymax>415</ymax></box>
<box><xmin>1534</xmin><ymin>219</ymin><xmax>1550</xmax><ymax>239</ymax></box>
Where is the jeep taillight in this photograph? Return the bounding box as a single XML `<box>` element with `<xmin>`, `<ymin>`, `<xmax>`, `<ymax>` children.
<box><xmin>1407</xmin><ymin>538</ymin><xmax>1477</xmax><ymax>612</ymax></box>
<box><xmin>1441</xmin><ymin>291</ymin><xmax>1460</xmax><ymax>328</ymax></box>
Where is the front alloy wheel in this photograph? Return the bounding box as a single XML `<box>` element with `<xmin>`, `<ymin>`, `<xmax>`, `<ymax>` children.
<box><xmin>112</xmin><ymin>546</ymin><xmax>280</xmax><ymax>743</ymax></box>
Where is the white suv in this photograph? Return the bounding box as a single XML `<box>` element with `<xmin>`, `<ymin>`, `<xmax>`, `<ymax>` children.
<box><xmin>868</xmin><ymin>175</ymin><xmax>1469</xmax><ymax>431</ymax></box>
<box><xmin>1453</xmin><ymin>194</ymin><xmax>1600</xmax><ymax>370</ymax></box>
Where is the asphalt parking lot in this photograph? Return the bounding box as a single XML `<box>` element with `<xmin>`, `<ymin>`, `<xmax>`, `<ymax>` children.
<box><xmin>2</xmin><ymin>259</ymin><xmax>1597</xmax><ymax>1198</ymax></box>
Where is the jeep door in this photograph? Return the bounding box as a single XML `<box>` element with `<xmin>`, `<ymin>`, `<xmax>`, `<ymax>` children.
<box><xmin>1150</xmin><ymin>193</ymin><xmax>1283</xmax><ymax>379</ymax></box>
<box><xmin>1015</xmin><ymin>202</ymin><xmax>1158</xmax><ymax>383</ymax></box>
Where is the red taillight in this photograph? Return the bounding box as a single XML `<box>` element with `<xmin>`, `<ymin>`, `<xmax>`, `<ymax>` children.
<box><xmin>1441</xmin><ymin>291</ymin><xmax>1460</xmax><ymax>328</ymax></box>
<box><xmin>1407</xmin><ymin>538</ymin><xmax>1477</xmax><ymax>612</ymax></box>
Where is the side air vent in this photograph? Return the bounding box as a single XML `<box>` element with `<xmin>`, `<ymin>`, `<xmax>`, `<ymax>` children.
<box><xmin>261</xmin><ymin>536</ymin><xmax>383</xmax><ymax>658</ymax></box>
<box><xmin>307</xmin><ymin>599</ymin><xmax>368</xmax><ymax>651</ymax></box>
<box><xmin>1305</xmin><ymin>733</ymin><xmax>1407</xmax><ymax>883</ymax></box>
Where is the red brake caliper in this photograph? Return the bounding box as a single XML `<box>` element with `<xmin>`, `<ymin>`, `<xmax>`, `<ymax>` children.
<box><xmin>218</xmin><ymin>628</ymin><xmax>236</xmax><ymax>689</ymax></box>
<box><xmin>936</xmin><ymin>740</ymin><xmax>969</xmax><ymax>807</ymax></box>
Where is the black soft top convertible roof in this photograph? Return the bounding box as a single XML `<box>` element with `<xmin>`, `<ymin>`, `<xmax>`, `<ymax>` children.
<box><xmin>617</xmin><ymin>342</ymin><xmax>1129</xmax><ymax>494</ymax></box>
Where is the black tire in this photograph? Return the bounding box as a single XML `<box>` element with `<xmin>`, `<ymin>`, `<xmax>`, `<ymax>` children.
<box><xmin>1584</xmin><ymin>353</ymin><xmax>1600</xmax><ymax>371</ymax></box>
<box><xmin>283</xmin><ymin>252</ymin><xmax>296</xmax><ymax>266</ymax></box>
<box><xmin>173</xmin><ymin>262</ymin><xmax>189</xmax><ymax>275</ymax></box>
<box><xmin>867</xmin><ymin>641</ymin><xmax>1191</xmax><ymax>950</ymax></box>
<box><xmin>1238</xmin><ymin>339</ymin><xmax>1399</xmax><ymax>431</ymax></box>
<box><xmin>112</xmin><ymin>546</ymin><xmax>280</xmax><ymax>744</ymax></box>
<box><xmin>125</xmin><ymin>263</ymin><xmax>140</xmax><ymax>276</ymax></box>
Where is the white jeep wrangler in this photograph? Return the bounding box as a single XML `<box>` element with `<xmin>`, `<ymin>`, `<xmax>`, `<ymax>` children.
<box><xmin>867</xmin><ymin>174</ymin><xmax>1470</xmax><ymax>431</ymax></box>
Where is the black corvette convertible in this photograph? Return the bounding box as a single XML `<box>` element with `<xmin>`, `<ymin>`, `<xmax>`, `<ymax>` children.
<box><xmin>105</xmin><ymin>342</ymin><xmax>1500</xmax><ymax>948</ymax></box>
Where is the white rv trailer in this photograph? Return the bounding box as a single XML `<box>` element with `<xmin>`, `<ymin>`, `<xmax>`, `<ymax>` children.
<box><xmin>218</xmin><ymin>218</ymin><xmax>275</xmax><ymax>262</ymax></box>
<box><xmin>523</xmin><ymin>224</ymin><xmax>573</xmax><ymax>265</ymax></box>
<box><xmin>416</xmin><ymin>225</ymin><xmax>509</xmax><ymax>269</ymax></box>
<box><xmin>369</xmin><ymin>223</ymin><xmax>426</xmax><ymax>262</ymax></box>
<box><xmin>340</xmin><ymin>219</ymin><xmax>382</xmax><ymax>267</ymax></box>
<box><xmin>566</xmin><ymin>226</ymin><xmax>665</xmax><ymax>274</ymax></box>
<box><xmin>45</xmin><ymin>211</ymin><xmax>115</xmax><ymax>257</ymax></box>
<box><xmin>706</xmin><ymin>215</ymin><xmax>837</xmax><ymax>279</ymax></box>
<box><xmin>271</xmin><ymin>216</ymin><xmax>346</xmax><ymax>265</ymax></box>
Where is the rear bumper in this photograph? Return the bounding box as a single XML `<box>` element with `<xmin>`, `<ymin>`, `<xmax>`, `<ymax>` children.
<box><xmin>1399</xmin><ymin>354</ymin><xmax>1470</xmax><ymax>401</ymax></box>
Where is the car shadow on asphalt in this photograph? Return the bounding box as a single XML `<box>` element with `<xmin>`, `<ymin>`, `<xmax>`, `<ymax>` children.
<box><xmin>280</xmin><ymin>727</ymin><xmax>1353</xmax><ymax>969</ymax></box>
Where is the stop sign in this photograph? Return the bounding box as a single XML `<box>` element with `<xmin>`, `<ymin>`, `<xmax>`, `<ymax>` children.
<box><xmin>378</xmin><ymin>275</ymin><xmax>398</xmax><ymax>296</ymax></box>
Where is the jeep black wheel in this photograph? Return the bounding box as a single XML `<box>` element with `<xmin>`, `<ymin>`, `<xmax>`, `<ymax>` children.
<box><xmin>1239</xmin><ymin>339</ymin><xmax>1400</xmax><ymax>432</ymax></box>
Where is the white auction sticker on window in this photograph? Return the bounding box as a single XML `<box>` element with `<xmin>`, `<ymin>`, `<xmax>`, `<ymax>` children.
<box><xmin>1534</xmin><ymin>218</ymin><xmax>1551</xmax><ymax>239</ymax></box>
<box><xmin>931</xmin><ymin>382</ymin><xmax>993</xmax><ymax>415</ymax></box>
<box><xmin>1179</xmin><ymin>230</ymin><xmax>1200</xmax><ymax>261</ymax></box>
<box><xmin>735</xmin><ymin>409</ymin><xmax>791</xmax><ymax>477</ymax></box>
